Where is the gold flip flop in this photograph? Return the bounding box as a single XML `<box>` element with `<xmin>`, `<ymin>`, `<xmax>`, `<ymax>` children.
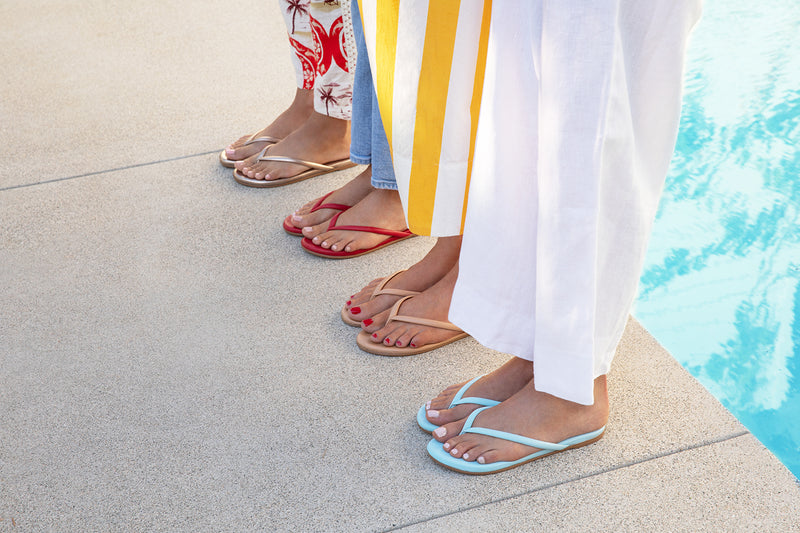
<box><xmin>232</xmin><ymin>145</ymin><xmax>356</xmax><ymax>188</ymax></box>
<box><xmin>219</xmin><ymin>134</ymin><xmax>281</xmax><ymax>168</ymax></box>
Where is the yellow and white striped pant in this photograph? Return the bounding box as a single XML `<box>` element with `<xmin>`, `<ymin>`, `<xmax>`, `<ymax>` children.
<box><xmin>358</xmin><ymin>0</ymin><xmax>492</xmax><ymax>237</ymax></box>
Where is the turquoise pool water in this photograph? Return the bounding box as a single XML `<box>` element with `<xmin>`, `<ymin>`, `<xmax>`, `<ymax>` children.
<box><xmin>635</xmin><ymin>0</ymin><xmax>800</xmax><ymax>478</ymax></box>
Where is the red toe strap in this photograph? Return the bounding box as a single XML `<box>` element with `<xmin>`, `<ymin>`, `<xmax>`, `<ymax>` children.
<box><xmin>327</xmin><ymin>212</ymin><xmax>413</xmax><ymax>238</ymax></box>
<box><xmin>311</xmin><ymin>191</ymin><xmax>350</xmax><ymax>214</ymax></box>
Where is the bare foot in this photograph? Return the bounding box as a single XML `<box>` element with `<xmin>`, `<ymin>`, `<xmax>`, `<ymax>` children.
<box><xmin>422</xmin><ymin>357</ymin><xmax>533</xmax><ymax>435</ymax></box>
<box><xmin>361</xmin><ymin>263</ymin><xmax>461</xmax><ymax>349</ymax></box>
<box><xmin>235</xmin><ymin>112</ymin><xmax>350</xmax><ymax>182</ymax></box>
<box><xmin>344</xmin><ymin>236</ymin><xmax>462</xmax><ymax>324</ymax></box>
<box><xmin>224</xmin><ymin>88</ymin><xmax>313</xmax><ymax>163</ymax></box>
<box><xmin>287</xmin><ymin>167</ymin><xmax>374</xmax><ymax>232</ymax></box>
<box><xmin>301</xmin><ymin>188</ymin><xmax>407</xmax><ymax>253</ymax></box>
<box><xmin>433</xmin><ymin>376</ymin><xmax>609</xmax><ymax>466</ymax></box>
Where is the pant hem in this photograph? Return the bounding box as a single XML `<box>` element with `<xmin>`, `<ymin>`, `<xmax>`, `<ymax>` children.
<box><xmin>350</xmin><ymin>153</ymin><xmax>371</xmax><ymax>165</ymax></box>
<box><xmin>371</xmin><ymin>179</ymin><xmax>398</xmax><ymax>191</ymax></box>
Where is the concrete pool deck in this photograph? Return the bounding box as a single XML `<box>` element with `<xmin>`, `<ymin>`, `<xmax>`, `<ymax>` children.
<box><xmin>1</xmin><ymin>1</ymin><xmax>798</xmax><ymax>530</ymax></box>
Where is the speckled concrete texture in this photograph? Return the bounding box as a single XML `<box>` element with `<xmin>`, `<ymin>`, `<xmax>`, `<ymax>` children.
<box><xmin>0</xmin><ymin>0</ymin><xmax>287</xmax><ymax>189</ymax></box>
<box><xmin>1</xmin><ymin>1</ymin><xmax>798</xmax><ymax>532</ymax></box>
<box><xmin>397</xmin><ymin>434</ymin><xmax>800</xmax><ymax>533</ymax></box>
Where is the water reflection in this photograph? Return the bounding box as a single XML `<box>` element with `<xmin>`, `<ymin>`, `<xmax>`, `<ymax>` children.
<box><xmin>635</xmin><ymin>0</ymin><xmax>800</xmax><ymax>478</ymax></box>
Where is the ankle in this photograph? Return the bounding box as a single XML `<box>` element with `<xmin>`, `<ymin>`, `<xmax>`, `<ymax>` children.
<box><xmin>289</xmin><ymin>88</ymin><xmax>314</xmax><ymax>113</ymax></box>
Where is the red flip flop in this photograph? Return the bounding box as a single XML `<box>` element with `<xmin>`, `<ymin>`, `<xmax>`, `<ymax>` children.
<box><xmin>300</xmin><ymin>212</ymin><xmax>414</xmax><ymax>259</ymax></box>
<box><xmin>282</xmin><ymin>191</ymin><xmax>351</xmax><ymax>236</ymax></box>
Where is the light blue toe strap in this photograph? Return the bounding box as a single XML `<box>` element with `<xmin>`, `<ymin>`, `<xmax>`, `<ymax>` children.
<box><xmin>461</xmin><ymin>406</ymin><xmax>606</xmax><ymax>451</ymax></box>
<box><xmin>450</xmin><ymin>375</ymin><xmax>500</xmax><ymax>409</ymax></box>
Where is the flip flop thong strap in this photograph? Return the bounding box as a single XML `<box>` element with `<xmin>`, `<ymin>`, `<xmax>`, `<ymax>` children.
<box><xmin>450</xmin><ymin>375</ymin><xmax>500</xmax><ymax>408</ymax></box>
<box><xmin>314</xmin><ymin>202</ymin><xmax>351</xmax><ymax>213</ymax></box>
<box><xmin>311</xmin><ymin>191</ymin><xmax>334</xmax><ymax>209</ymax></box>
<box><xmin>327</xmin><ymin>212</ymin><xmax>413</xmax><ymax>239</ymax></box>
<box><xmin>371</xmin><ymin>270</ymin><xmax>420</xmax><ymax>299</ymax></box>
<box><xmin>243</xmin><ymin>135</ymin><xmax>281</xmax><ymax>146</ymax></box>
<box><xmin>461</xmin><ymin>407</ymin><xmax>606</xmax><ymax>452</ymax></box>
<box><xmin>256</xmin><ymin>154</ymin><xmax>334</xmax><ymax>171</ymax></box>
<box><xmin>461</xmin><ymin>407</ymin><xmax>566</xmax><ymax>451</ymax></box>
<box><xmin>385</xmin><ymin>296</ymin><xmax>464</xmax><ymax>332</ymax></box>
<box><xmin>308</xmin><ymin>191</ymin><xmax>350</xmax><ymax>214</ymax></box>
<box><xmin>377</xmin><ymin>288</ymin><xmax>421</xmax><ymax>297</ymax></box>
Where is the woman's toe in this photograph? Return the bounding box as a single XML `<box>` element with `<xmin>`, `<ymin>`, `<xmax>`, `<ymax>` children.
<box><xmin>394</xmin><ymin>331</ymin><xmax>415</xmax><ymax>348</ymax></box>
<box><xmin>444</xmin><ymin>436</ymin><xmax>471</xmax><ymax>458</ymax></box>
<box><xmin>436</xmin><ymin>404</ymin><xmax>481</xmax><ymax>425</ymax></box>
<box><xmin>305</xmin><ymin>222</ymin><xmax>331</xmax><ymax>242</ymax></box>
<box><xmin>475</xmin><ymin>449</ymin><xmax>501</xmax><ymax>465</ymax></box>
<box><xmin>432</xmin><ymin>420</ymin><xmax>467</xmax><ymax>442</ymax></box>
<box><xmin>328</xmin><ymin>236</ymin><xmax>347</xmax><ymax>251</ymax></box>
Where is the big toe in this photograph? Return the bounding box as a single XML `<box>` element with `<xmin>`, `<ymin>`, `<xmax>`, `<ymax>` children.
<box><xmin>426</xmin><ymin>404</ymin><xmax>482</xmax><ymax>427</ymax></box>
<box><xmin>302</xmin><ymin>219</ymin><xmax>332</xmax><ymax>241</ymax></box>
<box><xmin>432</xmin><ymin>419</ymin><xmax>467</xmax><ymax>443</ymax></box>
<box><xmin>292</xmin><ymin>208</ymin><xmax>337</xmax><ymax>230</ymax></box>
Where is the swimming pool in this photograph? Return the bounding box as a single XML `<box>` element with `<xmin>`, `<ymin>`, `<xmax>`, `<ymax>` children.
<box><xmin>634</xmin><ymin>0</ymin><xmax>800</xmax><ymax>478</ymax></box>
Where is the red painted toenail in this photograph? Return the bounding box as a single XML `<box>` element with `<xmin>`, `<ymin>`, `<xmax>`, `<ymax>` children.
<box><xmin>350</xmin><ymin>307</ymin><xmax>361</xmax><ymax>314</ymax></box>
<box><xmin>410</xmin><ymin>343</ymin><xmax>417</xmax><ymax>348</ymax></box>
<box><xmin>372</xmin><ymin>333</ymin><xmax>378</xmax><ymax>338</ymax></box>
<box><xmin>384</xmin><ymin>338</ymin><xmax>392</xmax><ymax>345</ymax></box>
<box><xmin>346</xmin><ymin>300</ymin><xmax>351</xmax><ymax>306</ymax></box>
<box><xmin>362</xmin><ymin>318</ymin><xmax>373</xmax><ymax>326</ymax></box>
<box><xmin>395</xmin><ymin>341</ymin><xmax>402</xmax><ymax>346</ymax></box>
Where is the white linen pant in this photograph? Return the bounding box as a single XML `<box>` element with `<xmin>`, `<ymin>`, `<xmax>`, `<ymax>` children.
<box><xmin>449</xmin><ymin>0</ymin><xmax>702</xmax><ymax>405</ymax></box>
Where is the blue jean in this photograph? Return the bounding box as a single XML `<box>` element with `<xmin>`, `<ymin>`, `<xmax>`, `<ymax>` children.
<box><xmin>349</xmin><ymin>0</ymin><xmax>397</xmax><ymax>190</ymax></box>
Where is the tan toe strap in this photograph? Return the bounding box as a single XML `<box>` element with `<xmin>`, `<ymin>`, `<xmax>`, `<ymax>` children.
<box><xmin>386</xmin><ymin>295</ymin><xmax>464</xmax><ymax>332</ymax></box>
<box><xmin>371</xmin><ymin>270</ymin><xmax>421</xmax><ymax>299</ymax></box>
<box><xmin>379</xmin><ymin>288</ymin><xmax>422</xmax><ymax>298</ymax></box>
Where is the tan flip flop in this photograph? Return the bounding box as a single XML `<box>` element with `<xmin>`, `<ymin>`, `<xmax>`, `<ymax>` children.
<box><xmin>341</xmin><ymin>270</ymin><xmax>421</xmax><ymax>327</ymax></box>
<box><xmin>219</xmin><ymin>134</ymin><xmax>281</xmax><ymax>168</ymax></box>
<box><xmin>232</xmin><ymin>145</ymin><xmax>356</xmax><ymax>188</ymax></box>
<box><xmin>355</xmin><ymin>295</ymin><xmax>469</xmax><ymax>356</ymax></box>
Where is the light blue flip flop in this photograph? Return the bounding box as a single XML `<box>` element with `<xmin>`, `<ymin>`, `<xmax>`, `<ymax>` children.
<box><xmin>416</xmin><ymin>375</ymin><xmax>501</xmax><ymax>433</ymax></box>
<box><xmin>427</xmin><ymin>406</ymin><xmax>606</xmax><ymax>475</ymax></box>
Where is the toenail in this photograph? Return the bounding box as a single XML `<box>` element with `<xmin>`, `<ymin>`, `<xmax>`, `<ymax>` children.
<box><xmin>322</xmin><ymin>241</ymin><xmax>328</xmax><ymax>247</ymax></box>
<box><xmin>428</xmin><ymin>410</ymin><xmax>439</xmax><ymax>418</ymax></box>
<box><xmin>350</xmin><ymin>307</ymin><xmax>361</xmax><ymax>314</ymax></box>
<box><xmin>443</xmin><ymin>442</ymin><xmax>450</xmax><ymax>450</ymax></box>
<box><xmin>426</xmin><ymin>400</ymin><xmax>431</xmax><ymax>409</ymax></box>
<box><xmin>372</xmin><ymin>333</ymin><xmax>378</xmax><ymax>338</ymax></box>
<box><xmin>451</xmin><ymin>448</ymin><xmax>459</xmax><ymax>456</ymax></box>
<box><xmin>434</xmin><ymin>427</ymin><xmax>446</xmax><ymax>438</ymax></box>
<box><xmin>410</xmin><ymin>342</ymin><xmax>417</xmax><ymax>348</ymax></box>
<box><xmin>384</xmin><ymin>338</ymin><xmax>392</xmax><ymax>345</ymax></box>
<box><xmin>362</xmin><ymin>318</ymin><xmax>373</xmax><ymax>326</ymax></box>
<box><xmin>463</xmin><ymin>453</ymin><xmax>470</xmax><ymax>460</ymax></box>
<box><xmin>477</xmin><ymin>456</ymin><xmax>486</xmax><ymax>464</ymax></box>
<box><xmin>292</xmin><ymin>215</ymin><xmax>302</xmax><ymax>222</ymax></box>
<box><xmin>395</xmin><ymin>340</ymin><xmax>402</xmax><ymax>346</ymax></box>
<box><xmin>346</xmin><ymin>300</ymin><xmax>351</xmax><ymax>306</ymax></box>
